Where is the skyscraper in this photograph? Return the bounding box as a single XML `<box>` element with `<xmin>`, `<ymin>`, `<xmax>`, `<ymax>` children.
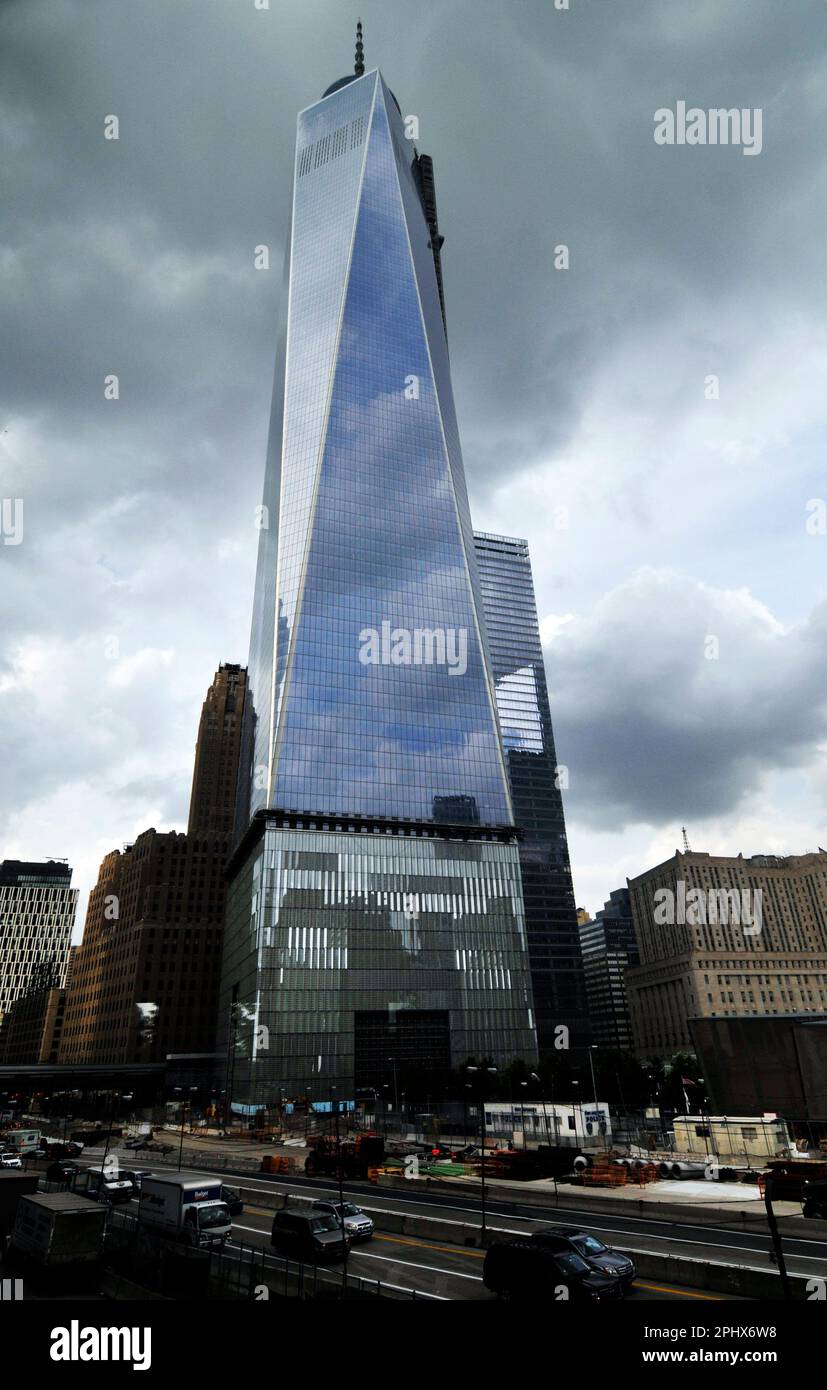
<box><xmin>579</xmin><ymin>888</ymin><xmax>638</xmax><ymax>1051</ymax></box>
<box><xmin>0</xmin><ymin>859</ymin><xmax>76</xmax><ymax>1026</ymax></box>
<box><xmin>59</xmin><ymin>665</ymin><xmax>246</xmax><ymax>1064</ymax></box>
<box><xmin>188</xmin><ymin>664</ymin><xmax>247</xmax><ymax>839</ymax></box>
<box><xmin>474</xmin><ymin>533</ymin><xmax>589</xmax><ymax>1051</ymax></box>
<box><xmin>223</xmin><ymin>37</ymin><xmax>537</xmax><ymax>1099</ymax></box>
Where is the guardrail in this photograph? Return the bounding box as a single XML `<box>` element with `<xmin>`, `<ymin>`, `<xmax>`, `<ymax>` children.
<box><xmin>101</xmin><ymin>1205</ymin><xmax>421</xmax><ymax>1300</ymax></box>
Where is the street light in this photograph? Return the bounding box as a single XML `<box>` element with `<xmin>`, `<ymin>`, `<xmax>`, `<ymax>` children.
<box><xmin>176</xmin><ymin>1086</ymin><xmax>197</xmax><ymax>1171</ymax></box>
<box><xmin>387</xmin><ymin>1058</ymin><xmax>399</xmax><ymax>1119</ymax></box>
<box><xmin>329</xmin><ymin>1085</ymin><xmax>348</xmax><ymax>1291</ymax></box>
<box><xmin>465</xmin><ymin>1064</ymin><xmax>497</xmax><ymax>1243</ymax></box>
<box><xmin>587</xmin><ymin>1046</ymin><xmax>606</xmax><ymax>1150</ymax></box>
<box><xmin>519</xmin><ymin>1081</ymin><xmax>528</xmax><ymax>1150</ymax></box>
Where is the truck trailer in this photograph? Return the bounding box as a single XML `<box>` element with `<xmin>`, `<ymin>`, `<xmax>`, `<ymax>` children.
<box><xmin>10</xmin><ymin>1192</ymin><xmax>107</xmax><ymax>1267</ymax></box>
<box><xmin>0</xmin><ymin>1171</ymin><xmax>39</xmax><ymax>1252</ymax></box>
<box><xmin>1</xmin><ymin>1129</ymin><xmax>41</xmax><ymax>1154</ymax></box>
<box><xmin>138</xmin><ymin>1173</ymin><xmax>232</xmax><ymax>1246</ymax></box>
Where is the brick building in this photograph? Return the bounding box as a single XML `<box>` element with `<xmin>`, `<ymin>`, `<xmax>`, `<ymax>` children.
<box><xmin>58</xmin><ymin>665</ymin><xmax>247</xmax><ymax>1064</ymax></box>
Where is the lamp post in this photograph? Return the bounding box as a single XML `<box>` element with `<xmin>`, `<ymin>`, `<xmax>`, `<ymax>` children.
<box><xmin>520</xmin><ymin>1081</ymin><xmax>528</xmax><ymax>1150</ymax></box>
<box><xmin>531</xmin><ymin>1071</ymin><xmax>558</xmax><ymax>1202</ymax></box>
<box><xmin>387</xmin><ymin>1058</ymin><xmax>399</xmax><ymax>1121</ymax></box>
<box><xmin>571</xmin><ymin>1079</ymin><xmax>580</xmax><ymax>1148</ymax></box>
<box><xmin>330</xmin><ymin>1085</ymin><xmax>348</xmax><ymax>1290</ymax></box>
<box><xmin>465</xmin><ymin>1064</ymin><xmax>497</xmax><ymax>1243</ymax></box>
<box><xmin>177</xmin><ymin>1086</ymin><xmax>197</xmax><ymax>1171</ymax></box>
<box><xmin>588</xmin><ymin>1046</ymin><xmax>606</xmax><ymax>1149</ymax></box>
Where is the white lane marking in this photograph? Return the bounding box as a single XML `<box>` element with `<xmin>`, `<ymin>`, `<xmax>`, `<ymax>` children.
<box><xmin>348</xmin><ymin>1250</ymin><xmax>484</xmax><ymax>1282</ymax></box>
<box><xmin>179</xmin><ymin>1166</ymin><xmax>827</xmax><ymax>1252</ymax></box>
<box><xmin>231</xmin><ymin>1224</ymin><xmax>483</xmax><ymax>1283</ymax></box>
<box><xmin>224</xmin><ymin>1235</ymin><xmax>449</xmax><ymax>1299</ymax></box>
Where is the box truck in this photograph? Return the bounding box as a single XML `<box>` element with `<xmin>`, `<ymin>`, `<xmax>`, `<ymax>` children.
<box><xmin>138</xmin><ymin>1173</ymin><xmax>232</xmax><ymax>1246</ymax></box>
<box><xmin>10</xmin><ymin>1192</ymin><xmax>107</xmax><ymax>1267</ymax></box>
<box><xmin>0</xmin><ymin>1171</ymin><xmax>39</xmax><ymax>1252</ymax></box>
<box><xmin>1</xmin><ymin>1129</ymin><xmax>41</xmax><ymax>1154</ymax></box>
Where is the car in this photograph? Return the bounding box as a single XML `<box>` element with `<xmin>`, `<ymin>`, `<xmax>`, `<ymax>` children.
<box><xmin>530</xmin><ymin>1227</ymin><xmax>636</xmax><ymax>1286</ymax></box>
<box><xmin>802</xmin><ymin>1179</ymin><xmax>827</xmax><ymax>1219</ymax></box>
<box><xmin>271</xmin><ymin>1208</ymin><xmax>348</xmax><ymax>1262</ymax></box>
<box><xmin>222</xmin><ymin>1185</ymin><xmax>244</xmax><ymax>1218</ymax></box>
<box><xmin>0</xmin><ymin>1153</ymin><xmax>23</xmax><ymax>1170</ymax></box>
<box><xmin>124</xmin><ymin>1137</ymin><xmax>149</xmax><ymax>1151</ymax></box>
<box><xmin>312</xmin><ymin>1199</ymin><xmax>373</xmax><ymax>1242</ymax></box>
<box><xmin>120</xmin><ymin>1169</ymin><xmax>153</xmax><ymax>1192</ymax></box>
<box><xmin>46</xmin><ymin>1159</ymin><xmax>81</xmax><ymax>1184</ymax></box>
<box><xmin>483</xmin><ymin>1240</ymin><xmax>623</xmax><ymax>1302</ymax></box>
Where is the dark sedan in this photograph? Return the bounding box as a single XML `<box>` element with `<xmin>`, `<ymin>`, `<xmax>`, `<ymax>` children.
<box><xmin>530</xmin><ymin>1227</ymin><xmax>636</xmax><ymax>1286</ymax></box>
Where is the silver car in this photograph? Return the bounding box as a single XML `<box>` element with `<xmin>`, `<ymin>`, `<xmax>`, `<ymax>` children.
<box><xmin>312</xmin><ymin>1200</ymin><xmax>374</xmax><ymax>1242</ymax></box>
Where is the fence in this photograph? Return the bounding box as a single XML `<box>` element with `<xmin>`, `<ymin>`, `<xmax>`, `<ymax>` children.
<box><xmin>103</xmin><ymin>1207</ymin><xmax>416</xmax><ymax>1300</ymax></box>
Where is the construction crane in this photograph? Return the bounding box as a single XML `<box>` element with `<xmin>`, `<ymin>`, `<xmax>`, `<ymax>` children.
<box><xmin>681</xmin><ymin>827</ymin><xmax>692</xmax><ymax>854</ymax></box>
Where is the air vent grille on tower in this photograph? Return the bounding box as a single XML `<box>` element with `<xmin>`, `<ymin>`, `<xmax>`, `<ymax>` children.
<box><xmin>298</xmin><ymin>116</ymin><xmax>366</xmax><ymax>179</ymax></box>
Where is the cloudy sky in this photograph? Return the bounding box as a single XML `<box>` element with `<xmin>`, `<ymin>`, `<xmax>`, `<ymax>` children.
<box><xmin>2</xmin><ymin>0</ymin><xmax>826</xmax><ymax>933</ymax></box>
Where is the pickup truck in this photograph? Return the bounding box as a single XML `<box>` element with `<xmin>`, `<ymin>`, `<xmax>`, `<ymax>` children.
<box><xmin>71</xmin><ymin>1166</ymin><xmax>134</xmax><ymax>1205</ymax></box>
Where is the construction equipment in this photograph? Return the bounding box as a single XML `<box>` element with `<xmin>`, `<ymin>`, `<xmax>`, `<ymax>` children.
<box><xmin>304</xmin><ymin>1132</ymin><xmax>384</xmax><ymax>1179</ymax></box>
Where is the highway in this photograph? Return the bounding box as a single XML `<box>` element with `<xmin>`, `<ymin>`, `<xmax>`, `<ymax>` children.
<box><xmin>227</xmin><ymin>1199</ymin><xmax>746</xmax><ymax>1301</ymax></box>
<box><xmin>220</xmin><ymin>1167</ymin><xmax>827</xmax><ymax>1285</ymax></box>
<box><xmin>73</xmin><ymin>1148</ymin><xmax>827</xmax><ymax>1300</ymax></box>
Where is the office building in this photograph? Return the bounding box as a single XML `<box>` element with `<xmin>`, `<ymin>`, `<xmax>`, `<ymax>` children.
<box><xmin>474</xmin><ymin>531</ymin><xmax>588</xmax><ymax>1051</ymax></box>
<box><xmin>0</xmin><ymin>859</ymin><xmax>76</xmax><ymax>1026</ymax></box>
<box><xmin>59</xmin><ymin>665</ymin><xmax>247</xmax><ymax>1064</ymax></box>
<box><xmin>222</xmin><ymin>34</ymin><xmax>537</xmax><ymax>1100</ymax></box>
<box><xmin>579</xmin><ymin>888</ymin><xmax>638</xmax><ymax>1051</ymax></box>
<box><xmin>626</xmin><ymin>849</ymin><xmax>827</xmax><ymax>1056</ymax></box>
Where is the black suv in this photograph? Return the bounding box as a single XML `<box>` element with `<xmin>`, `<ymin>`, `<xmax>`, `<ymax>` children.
<box><xmin>802</xmin><ymin>1179</ymin><xmax>827</xmax><ymax>1219</ymax></box>
<box><xmin>46</xmin><ymin>1159</ymin><xmax>81</xmax><ymax>1185</ymax></box>
<box><xmin>530</xmin><ymin>1227</ymin><xmax>636</xmax><ymax>1286</ymax></box>
<box><xmin>483</xmin><ymin>1240</ymin><xmax>623</xmax><ymax>1301</ymax></box>
<box><xmin>271</xmin><ymin>1208</ymin><xmax>348</xmax><ymax>1262</ymax></box>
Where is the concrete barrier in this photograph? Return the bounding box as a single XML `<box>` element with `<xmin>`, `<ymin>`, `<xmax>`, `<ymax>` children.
<box><xmin>376</xmin><ymin>1173</ymin><xmax>807</xmax><ymax>1237</ymax></box>
<box><xmin>234</xmin><ymin>1186</ymin><xmax>814</xmax><ymax>1299</ymax></box>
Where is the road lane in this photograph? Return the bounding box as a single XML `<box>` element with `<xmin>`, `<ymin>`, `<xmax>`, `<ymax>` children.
<box><xmin>231</xmin><ymin>1206</ymin><xmax>745</xmax><ymax>1301</ymax></box>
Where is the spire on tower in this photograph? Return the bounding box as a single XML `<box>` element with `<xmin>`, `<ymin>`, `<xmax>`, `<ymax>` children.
<box><xmin>355</xmin><ymin>19</ymin><xmax>365</xmax><ymax>76</ymax></box>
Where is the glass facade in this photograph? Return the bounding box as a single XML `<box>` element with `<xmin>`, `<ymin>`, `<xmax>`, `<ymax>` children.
<box><xmin>224</xmin><ymin>69</ymin><xmax>538</xmax><ymax>1097</ymax></box>
<box><xmin>474</xmin><ymin>532</ymin><xmax>589</xmax><ymax>1050</ymax></box>
<box><xmin>241</xmin><ymin>71</ymin><xmax>510</xmax><ymax>828</ymax></box>
<box><xmin>222</xmin><ymin>821</ymin><xmax>536</xmax><ymax>1097</ymax></box>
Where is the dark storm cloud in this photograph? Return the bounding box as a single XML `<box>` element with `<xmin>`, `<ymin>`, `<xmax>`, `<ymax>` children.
<box><xmin>546</xmin><ymin>570</ymin><xmax>827</xmax><ymax>828</ymax></box>
<box><xmin>1</xmin><ymin>0</ymin><xmax>825</xmax><ymax>909</ymax></box>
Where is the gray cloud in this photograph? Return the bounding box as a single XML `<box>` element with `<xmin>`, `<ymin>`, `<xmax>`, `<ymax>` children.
<box><xmin>547</xmin><ymin>569</ymin><xmax>827</xmax><ymax>828</ymax></box>
<box><xmin>1</xmin><ymin>0</ymin><xmax>826</xmax><ymax>913</ymax></box>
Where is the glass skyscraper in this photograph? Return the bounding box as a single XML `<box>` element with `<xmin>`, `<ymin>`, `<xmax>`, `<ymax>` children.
<box><xmin>474</xmin><ymin>533</ymin><xmax>589</xmax><ymax>1052</ymax></box>
<box><xmin>222</xmin><ymin>50</ymin><xmax>537</xmax><ymax>1100</ymax></box>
